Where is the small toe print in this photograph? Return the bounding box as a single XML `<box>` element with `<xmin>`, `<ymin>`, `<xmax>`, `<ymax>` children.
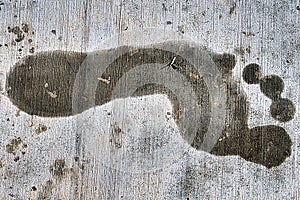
<box><xmin>270</xmin><ymin>98</ymin><xmax>296</xmax><ymax>122</ymax></box>
<box><xmin>242</xmin><ymin>63</ymin><xmax>262</xmax><ymax>84</ymax></box>
<box><xmin>259</xmin><ymin>75</ymin><xmax>284</xmax><ymax>100</ymax></box>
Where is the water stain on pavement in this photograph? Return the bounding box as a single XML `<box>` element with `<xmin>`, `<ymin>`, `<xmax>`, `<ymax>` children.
<box><xmin>5</xmin><ymin>41</ymin><xmax>294</xmax><ymax>168</ymax></box>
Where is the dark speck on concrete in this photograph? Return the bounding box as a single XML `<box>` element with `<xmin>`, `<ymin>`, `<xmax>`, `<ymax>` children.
<box><xmin>5</xmin><ymin>137</ymin><xmax>22</xmax><ymax>154</ymax></box>
<box><xmin>8</xmin><ymin>26</ymin><xmax>20</xmax><ymax>34</ymax></box>
<box><xmin>242</xmin><ymin>31</ymin><xmax>255</xmax><ymax>37</ymax></box>
<box><xmin>37</xmin><ymin>180</ymin><xmax>53</xmax><ymax>200</ymax></box>
<box><xmin>229</xmin><ymin>2</ymin><xmax>237</xmax><ymax>15</ymax></box>
<box><xmin>0</xmin><ymin>2</ymin><xmax>4</xmax><ymax>11</ymax></box>
<box><xmin>50</xmin><ymin>159</ymin><xmax>66</xmax><ymax>177</ymax></box>
<box><xmin>51</xmin><ymin>30</ymin><xmax>56</xmax><ymax>35</ymax></box>
<box><xmin>113</xmin><ymin>122</ymin><xmax>122</xmax><ymax>133</ymax></box>
<box><xmin>166</xmin><ymin>21</ymin><xmax>172</xmax><ymax>25</ymax></box>
<box><xmin>13</xmin><ymin>156</ymin><xmax>20</xmax><ymax>162</ymax></box>
<box><xmin>35</xmin><ymin>123</ymin><xmax>47</xmax><ymax>134</ymax></box>
<box><xmin>178</xmin><ymin>25</ymin><xmax>185</xmax><ymax>34</ymax></box>
<box><xmin>29</xmin><ymin>47</ymin><xmax>35</xmax><ymax>53</ymax></box>
<box><xmin>21</xmin><ymin>23</ymin><xmax>29</xmax><ymax>33</ymax></box>
<box><xmin>8</xmin><ymin>26</ymin><xmax>25</xmax><ymax>42</ymax></box>
<box><xmin>110</xmin><ymin>122</ymin><xmax>123</xmax><ymax>148</ymax></box>
<box><xmin>162</xmin><ymin>3</ymin><xmax>167</xmax><ymax>11</ymax></box>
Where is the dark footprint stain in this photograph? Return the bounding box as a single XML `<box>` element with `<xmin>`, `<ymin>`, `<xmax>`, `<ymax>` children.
<box><xmin>6</xmin><ymin>42</ymin><xmax>293</xmax><ymax>168</ymax></box>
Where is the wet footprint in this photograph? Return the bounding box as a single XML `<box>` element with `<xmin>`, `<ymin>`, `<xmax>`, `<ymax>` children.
<box><xmin>5</xmin><ymin>41</ymin><xmax>293</xmax><ymax>168</ymax></box>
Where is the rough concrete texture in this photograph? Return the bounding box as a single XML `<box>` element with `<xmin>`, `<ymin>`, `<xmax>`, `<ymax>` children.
<box><xmin>0</xmin><ymin>0</ymin><xmax>299</xmax><ymax>199</ymax></box>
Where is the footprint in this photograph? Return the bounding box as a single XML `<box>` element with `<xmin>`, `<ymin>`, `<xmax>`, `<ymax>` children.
<box><xmin>5</xmin><ymin>41</ymin><xmax>293</xmax><ymax>168</ymax></box>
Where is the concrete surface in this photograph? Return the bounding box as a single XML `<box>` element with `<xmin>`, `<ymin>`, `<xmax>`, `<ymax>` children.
<box><xmin>0</xmin><ymin>0</ymin><xmax>299</xmax><ymax>199</ymax></box>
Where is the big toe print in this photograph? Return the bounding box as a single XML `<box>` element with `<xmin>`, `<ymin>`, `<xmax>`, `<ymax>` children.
<box><xmin>6</xmin><ymin>40</ymin><xmax>294</xmax><ymax>168</ymax></box>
